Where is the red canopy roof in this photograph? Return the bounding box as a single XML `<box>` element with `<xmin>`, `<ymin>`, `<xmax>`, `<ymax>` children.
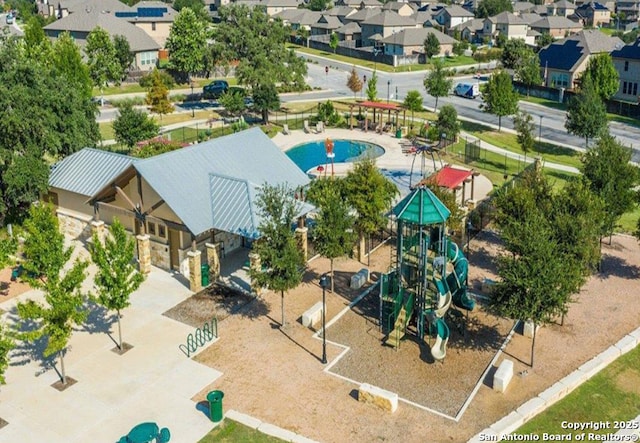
<box><xmin>359</xmin><ymin>101</ymin><xmax>401</xmax><ymax>111</ymax></box>
<box><xmin>427</xmin><ymin>165</ymin><xmax>472</xmax><ymax>190</ymax></box>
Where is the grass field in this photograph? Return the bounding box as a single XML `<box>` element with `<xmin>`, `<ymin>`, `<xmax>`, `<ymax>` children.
<box><xmin>517</xmin><ymin>345</ymin><xmax>640</xmax><ymax>438</ymax></box>
<box><xmin>199</xmin><ymin>420</ymin><xmax>283</xmax><ymax>443</ymax></box>
<box><xmin>95</xmin><ymin>78</ymin><xmax>238</xmax><ymax>97</ymax></box>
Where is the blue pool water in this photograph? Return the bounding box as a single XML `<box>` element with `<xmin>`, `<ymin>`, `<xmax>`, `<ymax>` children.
<box><xmin>286</xmin><ymin>139</ymin><xmax>385</xmax><ymax>173</ymax></box>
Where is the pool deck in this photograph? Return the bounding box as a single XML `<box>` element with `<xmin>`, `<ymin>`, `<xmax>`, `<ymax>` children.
<box><xmin>272</xmin><ymin>127</ymin><xmax>493</xmax><ymax>200</ymax></box>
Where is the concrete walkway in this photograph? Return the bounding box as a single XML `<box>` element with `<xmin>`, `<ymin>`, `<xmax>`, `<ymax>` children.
<box><xmin>0</xmin><ymin>257</ymin><xmax>222</xmax><ymax>443</ymax></box>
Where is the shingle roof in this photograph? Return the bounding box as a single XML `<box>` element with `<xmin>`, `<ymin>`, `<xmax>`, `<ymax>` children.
<box><xmin>335</xmin><ymin>21</ymin><xmax>361</xmax><ymax>34</ymax></box>
<box><xmin>439</xmin><ymin>4</ymin><xmax>475</xmax><ymax>17</ymax></box>
<box><xmin>346</xmin><ymin>7</ymin><xmax>384</xmax><ymax>22</ymax></box>
<box><xmin>274</xmin><ymin>9</ymin><xmax>322</xmax><ymax>25</ymax></box>
<box><xmin>49</xmin><ymin>148</ymin><xmax>135</xmax><ymax>198</ymax></box>
<box><xmin>539</xmin><ymin>29</ymin><xmax>623</xmax><ymax>71</ymax></box>
<box><xmin>120</xmin><ymin>1</ymin><xmax>178</xmax><ymax>23</ymax></box>
<box><xmin>452</xmin><ymin>17</ymin><xmax>484</xmax><ymax>31</ymax></box>
<box><xmin>312</xmin><ymin>15</ymin><xmax>343</xmax><ymax>29</ymax></box>
<box><xmin>362</xmin><ymin>10</ymin><xmax>416</xmax><ymax>26</ymax></box>
<box><xmin>531</xmin><ymin>16</ymin><xmax>583</xmax><ymax>29</ymax></box>
<box><xmin>513</xmin><ymin>1</ymin><xmax>535</xmax><ymax>12</ymax></box>
<box><xmin>576</xmin><ymin>1</ymin><xmax>609</xmax><ymax>11</ymax></box>
<box><xmin>488</xmin><ymin>11</ymin><xmax>527</xmax><ymax>24</ymax></box>
<box><xmin>44</xmin><ymin>10</ymin><xmax>161</xmax><ymax>51</ymax></box>
<box><xmin>552</xmin><ymin>0</ymin><xmax>576</xmax><ymax>8</ymax></box>
<box><xmin>132</xmin><ymin>128</ymin><xmax>310</xmax><ymax>236</ymax></box>
<box><xmin>382</xmin><ymin>1</ymin><xmax>417</xmax><ymax>12</ymax></box>
<box><xmin>58</xmin><ymin>0</ymin><xmax>132</xmax><ymax>14</ymax></box>
<box><xmin>325</xmin><ymin>6</ymin><xmax>357</xmax><ymax>17</ymax></box>
<box><xmin>519</xmin><ymin>12</ymin><xmax>543</xmax><ymax>24</ymax></box>
<box><xmin>611</xmin><ymin>37</ymin><xmax>640</xmax><ymax>60</ymax></box>
<box><xmin>379</xmin><ymin>27</ymin><xmax>456</xmax><ymax>46</ymax></box>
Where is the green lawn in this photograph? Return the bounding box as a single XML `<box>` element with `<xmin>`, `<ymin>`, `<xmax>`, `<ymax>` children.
<box><xmin>94</xmin><ymin>78</ymin><xmax>238</xmax><ymax>97</ymax></box>
<box><xmin>617</xmin><ymin>206</ymin><xmax>640</xmax><ymax>234</ymax></box>
<box><xmin>517</xmin><ymin>345</ymin><xmax>640</xmax><ymax>438</ymax></box>
<box><xmin>199</xmin><ymin>419</ymin><xmax>284</xmax><ymax>442</ymax></box>
<box><xmin>289</xmin><ymin>44</ymin><xmax>475</xmax><ymax>73</ymax></box>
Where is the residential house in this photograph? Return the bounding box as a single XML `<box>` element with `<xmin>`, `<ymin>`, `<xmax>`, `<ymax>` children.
<box><xmin>616</xmin><ymin>0</ymin><xmax>640</xmax><ymax>22</ymax></box>
<box><xmin>452</xmin><ymin>17</ymin><xmax>484</xmax><ymax>42</ymax></box>
<box><xmin>513</xmin><ymin>2</ymin><xmax>537</xmax><ymax>15</ymax></box>
<box><xmin>335</xmin><ymin>21</ymin><xmax>362</xmax><ymax>42</ymax></box>
<box><xmin>43</xmin><ymin>9</ymin><xmax>161</xmax><ymax>71</ymax></box>
<box><xmin>382</xmin><ymin>1</ymin><xmax>417</xmax><ymax>16</ymax></box>
<box><xmin>530</xmin><ymin>16</ymin><xmax>584</xmax><ymax>38</ymax></box>
<box><xmin>359</xmin><ymin>10</ymin><xmax>418</xmax><ymax>46</ymax></box>
<box><xmin>547</xmin><ymin>0</ymin><xmax>577</xmax><ymax>17</ymax></box>
<box><xmin>380</xmin><ymin>27</ymin><xmax>456</xmax><ymax>56</ymax></box>
<box><xmin>336</xmin><ymin>0</ymin><xmax>383</xmax><ymax>8</ymax></box>
<box><xmin>433</xmin><ymin>5</ymin><xmax>474</xmax><ymax>33</ymax></box>
<box><xmin>274</xmin><ymin>9</ymin><xmax>322</xmax><ymax>32</ymax></box>
<box><xmin>411</xmin><ymin>10</ymin><xmax>438</xmax><ymax>28</ymax></box>
<box><xmin>611</xmin><ymin>37</ymin><xmax>640</xmax><ymax>102</ymax></box>
<box><xmin>324</xmin><ymin>6</ymin><xmax>358</xmax><ymax>22</ymax></box>
<box><xmin>48</xmin><ymin>128</ymin><xmax>311</xmax><ymax>291</ymax></box>
<box><xmin>115</xmin><ymin>1</ymin><xmax>177</xmax><ymax>48</ymax></box>
<box><xmin>51</xmin><ymin>0</ymin><xmax>131</xmax><ymax>18</ymax></box>
<box><xmin>481</xmin><ymin>12</ymin><xmax>535</xmax><ymax>45</ymax></box>
<box><xmin>261</xmin><ymin>0</ymin><xmax>301</xmax><ymax>16</ymax></box>
<box><xmin>573</xmin><ymin>2</ymin><xmax>611</xmax><ymax>27</ymax></box>
<box><xmin>538</xmin><ymin>29</ymin><xmax>623</xmax><ymax>88</ymax></box>
<box><xmin>519</xmin><ymin>12</ymin><xmax>544</xmax><ymax>26</ymax></box>
<box><xmin>344</xmin><ymin>7</ymin><xmax>385</xmax><ymax>25</ymax></box>
<box><xmin>310</xmin><ymin>14</ymin><xmax>343</xmax><ymax>36</ymax></box>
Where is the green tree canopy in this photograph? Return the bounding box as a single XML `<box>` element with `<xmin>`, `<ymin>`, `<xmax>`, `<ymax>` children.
<box><xmin>145</xmin><ymin>69</ymin><xmax>175</xmax><ymax>118</ymax></box>
<box><xmin>0</xmin><ymin>323</ymin><xmax>14</xmax><ymax>385</ymax></box>
<box><xmin>436</xmin><ymin>104</ymin><xmax>461</xmax><ymax>143</ymax></box>
<box><xmin>403</xmin><ymin>90</ymin><xmax>423</xmax><ymax>129</ymax></box>
<box><xmin>516</xmin><ymin>51</ymin><xmax>542</xmax><ymax>95</ymax></box>
<box><xmin>52</xmin><ymin>32</ymin><xmax>93</xmax><ymax>100</ymax></box>
<box><xmin>366</xmin><ymin>70</ymin><xmax>379</xmax><ymax>101</ymax></box>
<box><xmin>501</xmin><ymin>38</ymin><xmax>528</xmax><ymax>69</ymax></box>
<box><xmin>253</xmin><ymin>83</ymin><xmax>280</xmax><ymax>124</ymax></box>
<box><xmin>218</xmin><ymin>89</ymin><xmax>247</xmax><ymax>118</ymax></box>
<box><xmin>249</xmin><ymin>184</ymin><xmax>305</xmax><ymax>327</ymax></box>
<box><xmin>424</xmin><ymin>33</ymin><xmax>441</xmax><ymax>59</ymax></box>
<box><xmin>113</xmin><ymin>103</ymin><xmax>160</xmax><ymax>149</ymax></box>
<box><xmin>424</xmin><ymin>57</ymin><xmax>453</xmax><ymax>111</ymax></box>
<box><xmin>329</xmin><ymin>32</ymin><xmax>339</xmax><ymax>53</ymax></box>
<box><xmin>481</xmin><ymin>70</ymin><xmax>519</xmax><ymax>131</ymax></box>
<box><xmin>536</xmin><ymin>32</ymin><xmax>555</xmax><ymax>51</ymax></box>
<box><xmin>23</xmin><ymin>15</ymin><xmax>51</xmax><ymax>61</ymax></box>
<box><xmin>513</xmin><ymin>110</ymin><xmax>536</xmax><ymax>159</ymax></box>
<box><xmin>113</xmin><ymin>35</ymin><xmax>135</xmax><ymax>82</ymax></box>
<box><xmin>85</xmin><ymin>27</ymin><xmax>123</xmax><ymax>89</ymax></box>
<box><xmin>476</xmin><ymin>0</ymin><xmax>513</xmax><ymax>17</ymax></box>
<box><xmin>90</xmin><ymin>219</ymin><xmax>145</xmax><ymax>350</ymax></box>
<box><xmin>582</xmin><ymin>53</ymin><xmax>619</xmax><ymax>100</ymax></box>
<box><xmin>565</xmin><ymin>75</ymin><xmax>607</xmax><ymax>147</ymax></box>
<box><xmin>166</xmin><ymin>7</ymin><xmax>208</xmax><ymax>82</ymax></box>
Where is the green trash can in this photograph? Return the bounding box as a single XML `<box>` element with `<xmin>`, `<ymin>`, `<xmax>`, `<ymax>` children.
<box><xmin>207</xmin><ymin>390</ymin><xmax>224</xmax><ymax>422</ymax></box>
<box><xmin>201</xmin><ymin>263</ymin><xmax>210</xmax><ymax>286</ymax></box>
<box><xmin>395</xmin><ymin>129</ymin><xmax>402</xmax><ymax>139</ymax></box>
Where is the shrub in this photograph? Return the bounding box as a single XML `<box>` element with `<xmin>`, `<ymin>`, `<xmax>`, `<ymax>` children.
<box><xmin>139</xmin><ymin>70</ymin><xmax>175</xmax><ymax>89</ymax></box>
<box><xmin>131</xmin><ymin>138</ymin><xmax>184</xmax><ymax>158</ymax></box>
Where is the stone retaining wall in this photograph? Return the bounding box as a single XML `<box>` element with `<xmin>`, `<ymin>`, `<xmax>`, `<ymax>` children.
<box><xmin>57</xmin><ymin>208</ymin><xmax>93</xmax><ymax>241</ymax></box>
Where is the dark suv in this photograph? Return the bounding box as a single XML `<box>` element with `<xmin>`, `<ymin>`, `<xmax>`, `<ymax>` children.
<box><xmin>202</xmin><ymin>80</ymin><xmax>229</xmax><ymax>99</ymax></box>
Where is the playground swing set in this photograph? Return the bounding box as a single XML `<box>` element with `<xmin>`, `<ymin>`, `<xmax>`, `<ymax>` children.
<box><xmin>380</xmin><ymin>186</ymin><xmax>476</xmax><ymax>361</ymax></box>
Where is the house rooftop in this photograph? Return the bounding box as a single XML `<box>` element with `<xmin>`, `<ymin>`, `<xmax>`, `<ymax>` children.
<box><xmin>530</xmin><ymin>16</ymin><xmax>583</xmax><ymax>29</ymax></box>
<box><xmin>611</xmin><ymin>37</ymin><xmax>640</xmax><ymax>60</ymax></box>
<box><xmin>487</xmin><ymin>11</ymin><xmax>527</xmax><ymax>24</ymax></box>
<box><xmin>362</xmin><ymin>10</ymin><xmax>416</xmax><ymax>26</ymax></box>
<box><xmin>379</xmin><ymin>27</ymin><xmax>456</xmax><ymax>46</ymax></box>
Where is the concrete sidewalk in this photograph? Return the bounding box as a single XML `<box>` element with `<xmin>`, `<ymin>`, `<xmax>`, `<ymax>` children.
<box><xmin>0</xmin><ymin>258</ymin><xmax>222</xmax><ymax>443</ymax></box>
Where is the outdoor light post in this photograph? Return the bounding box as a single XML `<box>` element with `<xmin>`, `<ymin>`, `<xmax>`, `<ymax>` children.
<box><xmin>395</xmin><ymin>86</ymin><xmax>398</xmax><ymax>102</ymax></box>
<box><xmin>539</xmin><ymin>115</ymin><xmax>543</xmax><ymax>143</ymax></box>
<box><xmin>190</xmin><ymin>81</ymin><xmax>195</xmax><ymax>118</ymax></box>
<box><xmin>466</xmin><ymin>220</ymin><xmax>472</xmax><ymax>286</ymax></box>
<box><xmin>319</xmin><ymin>274</ymin><xmax>328</xmax><ymax>364</ymax></box>
<box><xmin>387</xmin><ymin>80</ymin><xmax>391</xmax><ymax>103</ymax></box>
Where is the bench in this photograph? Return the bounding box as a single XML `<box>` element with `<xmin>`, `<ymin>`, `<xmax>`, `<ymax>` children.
<box><xmin>358</xmin><ymin>383</ymin><xmax>398</xmax><ymax>412</ymax></box>
<box><xmin>350</xmin><ymin>268</ymin><xmax>369</xmax><ymax>289</ymax></box>
<box><xmin>493</xmin><ymin>359</ymin><xmax>514</xmax><ymax>393</ymax></box>
<box><xmin>301</xmin><ymin>302</ymin><xmax>323</xmax><ymax>328</ymax></box>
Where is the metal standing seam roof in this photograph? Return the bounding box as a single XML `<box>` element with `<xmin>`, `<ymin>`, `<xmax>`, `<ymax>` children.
<box><xmin>392</xmin><ymin>186</ymin><xmax>450</xmax><ymax>225</ymax></box>
<box><xmin>133</xmin><ymin>127</ymin><xmax>310</xmax><ymax>236</ymax></box>
<box><xmin>48</xmin><ymin>148</ymin><xmax>135</xmax><ymax>197</ymax></box>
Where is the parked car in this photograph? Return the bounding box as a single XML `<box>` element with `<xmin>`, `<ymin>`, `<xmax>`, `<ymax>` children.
<box><xmin>6</xmin><ymin>13</ymin><xmax>14</xmax><ymax>24</ymax></box>
<box><xmin>454</xmin><ymin>82</ymin><xmax>480</xmax><ymax>99</ymax></box>
<box><xmin>202</xmin><ymin>80</ymin><xmax>229</xmax><ymax>100</ymax></box>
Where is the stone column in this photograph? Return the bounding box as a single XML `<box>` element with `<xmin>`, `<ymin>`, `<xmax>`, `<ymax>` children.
<box><xmin>295</xmin><ymin>226</ymin><xmax>308</xmax><ymax>262</ymax></box>
<box><xmin>188</xmin><ymin>250</ymin><xmax>202</xmax><ymax>293</ymax></box>
<box><xmin>249</xmin><ymin>251</ymin><xmax>262</xmax><ymax>295</ymax></box>
<box><xmin>206</xmin><ymin>242</ymin><xmax>221</xmax><ymax>281</ymax></box>
<box><xmin>136</xmin><ymin>234</ymin><xmax>151</xmax><ymax>275</ymax></box>
<box><xmin>91</xmin><ymin>220</ymin><xmax>106</xmax><ymax>243</ymax></box>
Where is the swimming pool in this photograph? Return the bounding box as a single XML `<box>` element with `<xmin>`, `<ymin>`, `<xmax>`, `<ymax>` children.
<box><xmin>286</xmin><ymin>139</ymin><xmax>385</xmax><ymax>173</ymax></box>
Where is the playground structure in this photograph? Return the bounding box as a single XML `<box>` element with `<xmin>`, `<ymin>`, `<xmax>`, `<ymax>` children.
<box><xmin>380</xmin><ymin>186</ymin><xmax>475</xmax><ymax>361</ymax></box>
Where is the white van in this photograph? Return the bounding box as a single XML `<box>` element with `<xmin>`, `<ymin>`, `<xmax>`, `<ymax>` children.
<box><xmin>454</xmin><ymin>83</ymin><xmax>480</xmax><ymax>99</ymax></box>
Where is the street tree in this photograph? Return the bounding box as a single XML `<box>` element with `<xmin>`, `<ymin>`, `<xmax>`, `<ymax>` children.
<box><xmin>582</xmin><ymin>53</ymin><xmax>619</xmax><ymax>101</ymax></box>
<box><xmin>90</xmin><ymin>219</ymin><xmax>145</xmax><ymax>351</ymax></box>
<box><xmin>426</xmin><ymin>184</ymin><xmax>464</xmax><ymax>233</ymax></box>
<box><xmin>0</xmin><ymin>235</ymin><xmax>16</xmax><ymax>269</ymax></box>
<box><xmin>306</xmin><ymin>178</ymin><xmax>356</xmax><ymax>293</ymax></box>
<box><xmin>366</xmin><ymin>70</ymin><xmax>379</xmax><ymax>101</ymax></box>
<box><xmin>403</xmin><ymin>90</ymin><xmax>423</xmax><ymax>130</ymax></box>
<box><xmin>173</xmin><ymin>0</ymin><xmax>209</xmax><ymax>21</ymax></box>
<box><xmin>23</xmin><ymin>15</ymin><xmax>51</xmax><ymax>61</ymax></box>
<box><xmin>476</xmin><ymin>0</ymin><xmax>513</xmax><ymax>17</ymax></box>
<box><xmin>424</xmin><ymin>57</ymin><xmax>453</xmax><ymax>111</ymax></box>
<box><xmin>347</xmin><ymin>66</ymin><xmax>363</xmax><ymax>99</ymax></box>
<box><xmin>329</xmin><ymin>32</ymin><xmax>339</xmax><ymax>53</ymax></box>
<box><xmin>501</xmin><ymin>38</ymin><xmax>528</xmax><ymax>70</ymax></box>
<box><xmin>436</xmin><ymin>104</ymin><xmax>461</xmax><ymax>143</ymax></box>
<box><xmin>17</xmin><ymin>204</ymin><xmax>88</xmax><ymax>385</ymax></box>
<box><xmin>145</xmin><ymin>69</ymin><xmax>174</xmax><ymax>119</ymax></box>
<box><xmin>85</xmin><ymin>27</ymin><xmax>123</xmax><ymax>91</ymax></box>
<box><xmin>565</xmin><ymin>75</ymin><xmax>607</xmax><ymax>147</ymax></box>
<box><xmin>113</xmin><ymin>103</ymin><xmax>160</xmax><ymax>150</ymax></box>
<box><xmin>516</xmin><ymin>52</ymin><xmax>542</xmax><ymax>95</ymax></box>
<box><xmin>218</xmin><ymin>90</ymin><xmax>247</xmax><ymax>119</ymax></box>
<box><xmin>480</xmin><ymin>70</ymin><xmax>519</xmax><ymax>131</ymax></box>
<box><xmin>253</xmin><ymin>83</ymin><xmax>280</xmax><ymax>124</ymax></box>
<box><xmin>249</xmin><ymin>184</ymin><xmax>305</xmax><ymax>328</ymax></box>
<box><xmin>513</xmin><ymin>110</ymin><xmax>536</xmax><ymax>160</ymax></box>
<box><xmin>0</xmin><ymin>323</ymin><xmax>14</xmax><ymax>385</ymax></box>
<box><xmin>581</xmin><ymin>130</ymin><xmax>638</xmax><ymax>243</ymax></box>
<box><xmin>165</xmin><ymin>7</ymin><xmax>207</xmax><ymax>82</ymax></box>
<box><xmin>423</xmin><ymin>33</ymin><xmax>441</xmax><ymax>60</ymax></box>
<box><xmin>344</xmin><ymin>158</ymin><xmax>398</xmax><ymax>263</ymax></box>
<box><xmin>113</xmin><ymin>35</ymin><xmax>135</xmax><ymax>82</ymax></box>
<box><xmin>52</xmin><ymin>32</ymin><xmax>93</xmax><ymax>100</ymax></box>
<box><xmin>536</xmin><ymin>33</ymin><xmax>555</xmax><ymax>51</ymax></box>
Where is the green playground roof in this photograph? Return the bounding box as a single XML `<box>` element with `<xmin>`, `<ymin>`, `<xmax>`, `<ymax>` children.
<box><xmin>392</xmin><ymin>186</ymin><xmax>450</xmax><ymax>225</ymax></box>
